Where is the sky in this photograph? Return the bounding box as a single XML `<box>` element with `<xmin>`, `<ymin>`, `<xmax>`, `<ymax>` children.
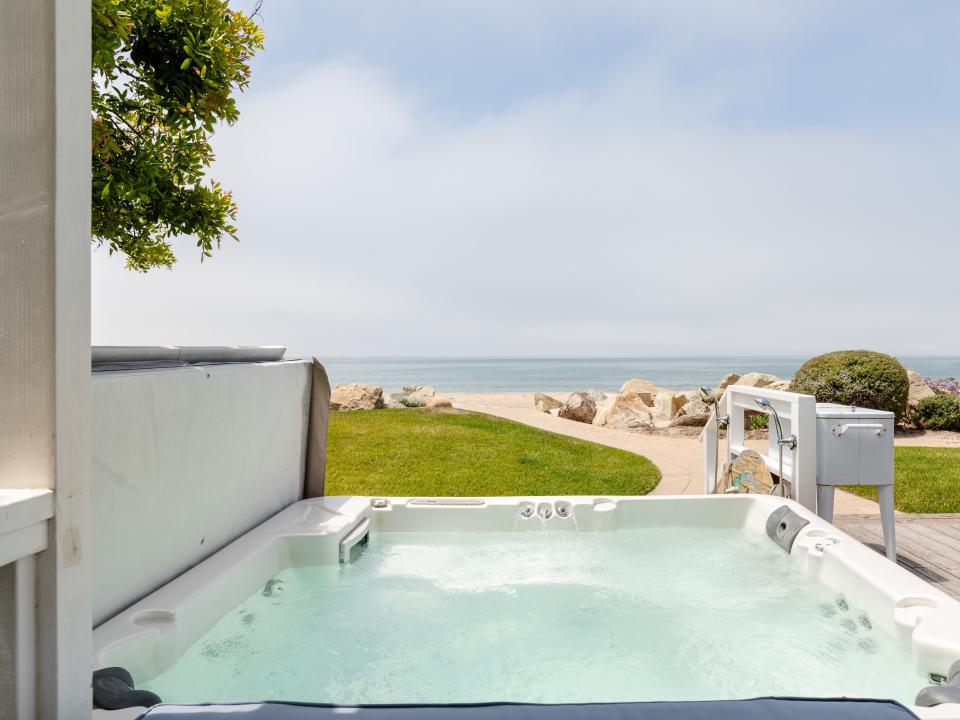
<box><xmin>92</xmin><ymin>0</ymin><xmax>960</xmax><ymax>358</ymax></box>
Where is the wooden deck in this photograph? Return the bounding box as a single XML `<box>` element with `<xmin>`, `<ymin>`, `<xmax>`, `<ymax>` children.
<box><xmin>835</xmin><ymin>513</ymin><xmax>960</xmax><ymax>599</ymax></box>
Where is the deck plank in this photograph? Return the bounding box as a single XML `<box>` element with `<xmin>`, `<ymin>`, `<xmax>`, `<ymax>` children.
<box><xmin>835</xmin><ymin>513</ymin><xmax>960</xmax><ymax>600</ymax></box>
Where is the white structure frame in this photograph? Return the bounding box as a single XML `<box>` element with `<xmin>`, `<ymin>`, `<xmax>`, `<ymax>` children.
<box><xmin>1</xmin><ymin>0</ymin><xmax>92</xmax><ymax>717</ymax></box>
<box><xmin>701</xmin><ymin>385</ymin><xmax>818</xmax><ymax>512</ymax></box>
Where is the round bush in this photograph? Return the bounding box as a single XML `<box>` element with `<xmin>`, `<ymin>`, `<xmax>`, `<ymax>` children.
<box><xmin>914</xmin><ymin>395</ymin><xmax>960</xmax><ymax>431</ymax></box>
<box><xmin>790</xmin><ymin>350</ymin><xmax>909</xmax><ymax>421</ymax></box>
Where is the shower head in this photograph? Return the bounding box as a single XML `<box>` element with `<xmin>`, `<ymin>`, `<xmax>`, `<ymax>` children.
<box><xmin>700</xmin><ymin>387</ymin><xmax>728</xmax><ymax>429</ymax></box>
<box><xmin>753</xmin><ymin>397</ymin><xmax>795</xmax><ymax>450</ymax></box>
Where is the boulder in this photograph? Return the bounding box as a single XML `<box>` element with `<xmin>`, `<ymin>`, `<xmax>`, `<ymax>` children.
<box><xmin>330</xmin><ymin>383</ymin><xmax>384</xmax><ymax>411</ymax></box>
<box><xmin>653</xmin><ymin>391</ymin><xmax>688</xmax><ymax>422</ymax></box>
<box><xmin>677</xmin><ymin>396</ymin><xmax>711</xmax><ymax>419</ymax></box>
<box><xmin>404</xmin><ymin>385</ymin><xmax>436</xmax><ymax>403</ymax></box>
<box><xmin>735</xmin><ymin>372</ymin><xmax>780</xmax><ymax>389</ymax></box>
<box><xmin>386</xmin><ymin>392</ymin><xmax>423</xmax><ymax>408</ymax></box>
<box><xmin>384</xmin><ymin>392</ymin><xmax>408</xmax><ymax>409</ymax></box>
<box><xmin>384</xmin><ymin>385</ymin><xmax>436</xmax><ymax>408</ymax></box>
<box><xmin>559</xmin><ymin>392</ymin><xmax>598</xmax><ymax>423</ymax></box>
<box><xmin>583</xmin><ymin>389</ymin><xmax>608</xmax><ymax>404</ymax></box>
<box><xmin>620</xmin><ymin>378</ymin><xmax>660</xmax><ymax>397</ymax></box>
<box><xmin>593</xmin><ymin>392</ymin><xmax>654</xmax><ymax>431</ymax></box>
<box><xmin>716</xmin><ymin>372</ymin><xmax>741</xmax><ymax>393</ymax></box>
<box><xmin>534</xmin><ymin>393</ymin><xmax>563</xmax><ymax>413</ymax></box>
<box><xmin>670</xmin><ymin>413</ymin><xmax>711</xmax><ymax>428</ymax></box>
<box><xmin>424</xmin><ymin>396</ymin><xmax>453</xmax><ymax>409</ymax></box>
<box><xmin>906</xmin><ymin>369</ymin><xmax>937</xmax><ymax>409</ymax></box>
<box><xmin>769</xmin><ymin>380</ymin><xmax>792</xmax><ymax>391</ymax></box>
<box><xmin>633</xmin><ymin>390</ymin><xmax>656</xmax><ymax>406</ymax></box>
<box><xmin>592</xmin><ymin>395</ymin><xmax>617</xmax><ymax>425</ymax></box>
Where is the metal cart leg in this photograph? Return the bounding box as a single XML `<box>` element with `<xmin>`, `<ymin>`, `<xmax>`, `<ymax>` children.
<box><xmin>877</xmin><ymin>483</ymin><xmax>897</xmax><ymax>561</ymax></box>
<box><xmin>816</xmin><ymin>484</ymin><xmax>835</xmax><ymax>523</ymax></box>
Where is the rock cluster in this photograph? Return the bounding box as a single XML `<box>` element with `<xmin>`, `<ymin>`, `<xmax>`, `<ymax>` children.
<box><xmin>330</xmin><ymin>383</ymin><xmax>384</xmax><ymax>411</ymax></box>
<box><xmin>330</xmin><ymin>384</ymin><xmax>453</xmax><ymax>411</ymax></box>
<box><xmin>593</xmin><ymin>392</ymin><xmax>654</xmax><ymax>431</ymax></box>
<box><xmin>534</xmin><ymin>393</ymin><xmax>562</xmax><ymax>412</ymax></box>
<box><xmin>541</xmin><ymin>372</ymin><xmax>793</xmax><ymax>432</ymax></box>
<box><xmin>545</xmin><ymin>367</ymin><xmax>954</xmax><ymax>432</ymax></box>
<box><xmin>558</xmin><ymin>391</ymin><xmax>600</xmax><ymax>423</ymax></box>
<box><xmin>386</xmin><ymin>385</ymin><xmax>436</xmax><ymax>408</ymax></box>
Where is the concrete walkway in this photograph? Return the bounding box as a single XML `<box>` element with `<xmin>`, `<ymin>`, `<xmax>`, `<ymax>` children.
<box><xmin>448</xmin><ymin>392</ymin><xmax>877</xmax><ymax>514</ymax></box>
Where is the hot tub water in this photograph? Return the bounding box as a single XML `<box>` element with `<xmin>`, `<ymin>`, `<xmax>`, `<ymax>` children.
<box><xmin>141</xmin><ymin>527</ymin><xmax>926</xmax><ymax>705</ymax></box>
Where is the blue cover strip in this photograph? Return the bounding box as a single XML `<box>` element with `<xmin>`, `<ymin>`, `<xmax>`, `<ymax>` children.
<box><xmin>138</xmin><ymin>697</ymin><xmax>919</xmax><ymax>720</ymax></box>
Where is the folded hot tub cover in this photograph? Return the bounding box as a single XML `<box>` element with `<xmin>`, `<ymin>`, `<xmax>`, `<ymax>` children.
<box><xmin>136</xmin><ymin>698</ymin><xmax>919</xmax><ymax>720</ymax></box>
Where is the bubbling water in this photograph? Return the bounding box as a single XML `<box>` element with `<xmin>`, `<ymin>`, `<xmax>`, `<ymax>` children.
<box><xmin>143</xmin><ymin>528</ymin><xmax>926</xmax><ymax>705</ymax></box>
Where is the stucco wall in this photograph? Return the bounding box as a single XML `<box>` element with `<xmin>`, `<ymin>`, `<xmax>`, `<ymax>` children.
<box><xmin>91</xmin><ymin>360</ymin><xmax>312</xmax><ymax>625</ymax></box>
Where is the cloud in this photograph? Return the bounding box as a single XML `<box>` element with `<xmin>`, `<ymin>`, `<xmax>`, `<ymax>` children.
<box><xmin>93</xmin><ymin>5</ymin><xmax>960</xmax><ymax>356</ymax></box>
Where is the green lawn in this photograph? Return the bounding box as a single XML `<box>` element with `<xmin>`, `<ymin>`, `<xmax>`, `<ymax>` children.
<box><xmin>326</xmin><ymin>409</ymin><xmax>661</xmax><ymax>496</ymax></box>
<box><xmin>842</xmin><ymin>446</ymin><xmax>960</xmax><ymax>514</ymax></box>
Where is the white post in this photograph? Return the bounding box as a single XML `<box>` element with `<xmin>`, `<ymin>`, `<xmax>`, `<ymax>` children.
<box><xmin>877</xmin><ymin>484</ymin><xmax>897</xmax><ymax>561</ymax></box>
<box><xmin>791</xmin><ymin>394</ymin><xmax>817</xmax><ymax>512</ymax></box>
<box><xmin>726</xmin><ymin>389</ymin><xmax>743</xmax><ymax>464</ymax></box>
<box><xmin>0</xmin><ymin>0</ymin><xmax>92</xmax><ymax>716</ymax></box>
<box><xmin>702</xmin><ymin>419</ymin><xmax>718</xmax><ymax>494</ymax></box>
<box><xmin>37</xmin><ymin>1</ymin><xmax>93</xmax><ymax>717</ymax></box>
<box><xmin>15</xmin><ymin>557</ymin><xmax>36</xmax><ymax>720</ymax></box>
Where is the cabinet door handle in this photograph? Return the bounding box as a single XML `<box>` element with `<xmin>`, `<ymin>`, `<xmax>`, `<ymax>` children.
<box><xmin>832</xmin><ymin>423</ymin><xmax>886</xmax><ymax>437</ymax></box>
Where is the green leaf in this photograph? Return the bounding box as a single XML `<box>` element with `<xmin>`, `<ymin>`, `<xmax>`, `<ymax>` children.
<box><xmin>91</xmin><ymin>0</ymin><xmax>262</xmax><ymax>271</ymax></box>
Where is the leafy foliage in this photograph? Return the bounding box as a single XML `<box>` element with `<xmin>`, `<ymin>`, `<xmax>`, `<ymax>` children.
<box><xmin>791</xmin><ymin>350</ymin><xmax>909</xmax><ymax>422</ymax></box>
<box><xmin>913</xmin><ymin>395</ymin><xmax>960</xmax><ymax>431</ymax></box>
<box><xmin>91</xmin><ymin>0</ymin><xmax>263</xmax><ymax>271</ymax></box>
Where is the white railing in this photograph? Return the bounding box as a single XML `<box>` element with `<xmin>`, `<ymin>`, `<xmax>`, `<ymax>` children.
<box><xmin>700</xmin><ymin>385</ymin><xmax>818</xmax><ymax>512</ymax></box>
<box><xmin>0</xmin><ymin>489</ymin><xmax>54</xmax><ymax>720</ymax></box>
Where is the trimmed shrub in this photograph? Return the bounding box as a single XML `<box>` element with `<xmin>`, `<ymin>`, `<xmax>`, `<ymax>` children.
<box><xmin>914</xmin><ymin>395</ymin><xmax>960</xmax><ymax>431</ymax></box>
<box><xmin>791</xmin><ymin>350</ymin><xmax>909</xmax><ymax>421</ymax></box>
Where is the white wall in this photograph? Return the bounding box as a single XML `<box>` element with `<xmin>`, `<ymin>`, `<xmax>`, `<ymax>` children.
<box><xmin>91</xmin><ymin>360</ymin><xmax>311</xmax><ymax>625</ymax></box>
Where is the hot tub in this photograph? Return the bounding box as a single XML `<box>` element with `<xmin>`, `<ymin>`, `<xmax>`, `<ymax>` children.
<box><xmin>93</xmin><ymin>495</ymin><xmax>960</xmax><ymax>717</ymax></box>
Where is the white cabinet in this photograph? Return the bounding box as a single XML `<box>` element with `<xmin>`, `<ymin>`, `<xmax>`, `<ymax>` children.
<box><xmin>815</xmin><ymin>403</ymin><xmax>896</xmax><ymax>560</ymax></box>
<box><xmin>816</xmin><ymin>404</ymin><xmax>894</xmax><ymax>487</ymax></box>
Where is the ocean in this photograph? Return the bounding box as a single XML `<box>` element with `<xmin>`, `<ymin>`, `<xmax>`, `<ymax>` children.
<box><xmin>314</xmin><ymin>356</ymin><xmax>960</xmax><ymax>393</ymax></box>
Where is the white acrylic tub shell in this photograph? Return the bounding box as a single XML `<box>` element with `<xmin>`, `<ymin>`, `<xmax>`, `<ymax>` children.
<box><xmin>93</xmin><ymin>495</ymin><xmax>960</xmax><ymax>719</ymax></box>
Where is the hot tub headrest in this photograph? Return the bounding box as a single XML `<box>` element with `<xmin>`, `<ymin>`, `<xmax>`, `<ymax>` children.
<box><xmin>137</xmin><ymin>698</ymin><xmax>919</xmax><ymax>720</ymax></box>
<box><xmin>766</xmin><ymin>505</ymin><xmax>809</xmax><ymax>553</ymax></box>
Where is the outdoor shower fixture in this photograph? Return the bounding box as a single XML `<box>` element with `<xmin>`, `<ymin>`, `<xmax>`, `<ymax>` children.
<box><xmin>755</xmin><ymin>397</ymin><xmax>797</xmax><ymax>497</ymax></box>
<box><xmin>698</xmin><ymin>387</ymin><xmax>729</xmax><ymax>428</ymax></box>
<box><xmin>699</xmin><ymin>387</ymin><xmax>728</xmax><ymax>493</ymax></box>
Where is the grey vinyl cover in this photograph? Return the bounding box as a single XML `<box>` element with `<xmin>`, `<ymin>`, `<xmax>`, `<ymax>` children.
<box><xmin>137</xmin><ymin>698</ymin><xmax>919</xmax><ymax>720</ymax></box>
<box><xmin>304</xmin><ymin>358</ymin><xmax>332</xmax><ymax>497</ymax></box>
